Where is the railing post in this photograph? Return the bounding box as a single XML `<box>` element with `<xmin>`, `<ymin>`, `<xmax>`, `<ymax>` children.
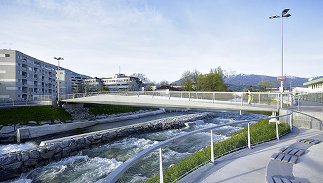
<box><xmin>210</xmin><ymin>129</ymin><xmax>214</xmax><ymax>164</ymax></box>
<box><xmin>213</xmin><ymin>93</ymin><xmax>215</xmax><ymax>103</ymax></box>
<box><xmin>169</xmin><ymin>92</ymin><xmax>170</xmax><ymax>100</ymax></box>
<box><xmin>259</xmin><ymin>94</ymin><xmax>261</xmax><ymax>104</ymax></box>
<box><xmin>248</xmin><ymin>122</ymin><xmax>251</xmax><ymax>149</ymax></box>
<box><xmin>241</xmin><ymin>93</ymin><xmax>243</xmax><ymax>106</ymax></box>
<box><xmin>289</xmin><ymin>113</ymin><xmax>293</xmax><ymax>132</ymax></box>
<box><xmin>276</xmin><ymin>120</ymin><xmax>280</xmax><ymax>141</ymax></box>
<box><xmin>297</xmin><ymin>95</ymin><xmax>300</xmax><ymax>111</ymax></box>
<box><xmin>180</xmin><ymin>92</ymin><xmax>182</xmax><ymax>99</ymax></box>
<box><xmin>138</xmin><ymin>91</ymin><xmax>140</xmax><ymax>97</ymax></box>
<box><xmin>189</xmin><ymin>92</ymin><xmax>191</xmax><ymax>101</ymax></box>
<box><xmin>159</xmin><ymin>148</ymin><xmax>164</xmax><ymax>183</ymax></box>
<box><xmin>277</xmin><ymin>94</ymin><xmax>279</xmax><ymax>110</ymax></box>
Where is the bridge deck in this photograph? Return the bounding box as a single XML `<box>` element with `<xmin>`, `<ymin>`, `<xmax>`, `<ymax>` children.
<box><xmin>63</xmin><ymin>94</ymin><xmax>278</xmax><ymax>112</ymax></box>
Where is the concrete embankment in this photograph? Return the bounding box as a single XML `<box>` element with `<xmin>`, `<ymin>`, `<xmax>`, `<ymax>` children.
<box><xmin>280</xmin><ymin>109</ymin><xmax>323</xmax><ymax>130</ymax></box>
<box><xmin>17</xmin><ymin>109</ymin><xmax>165</xmax><ymax>142</ymax></box>
<box><xmin>0</xmin><ymin>112</ymin><xmax>213</xmax><ymax>181</ymax></box>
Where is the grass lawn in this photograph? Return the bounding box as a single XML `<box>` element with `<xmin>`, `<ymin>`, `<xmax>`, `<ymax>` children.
<box><xmin>85</xmin><ymin>103</ymin><xmax>154</xmax><ymax>115</ymax></box>
<box><xmin>0</xmin><ymin>105</ymin><xmax>72</xmax><ymax>126</ymax></box>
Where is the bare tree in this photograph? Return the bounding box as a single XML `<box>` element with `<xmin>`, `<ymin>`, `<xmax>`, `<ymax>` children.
<box><xmin>159</xmin><ymin>80</ymin><xmax>170</xmax><ymax>87</ymax></box>
<box><xmin>131</xmin><ymin>73</ymin><xmax>149</xmax><ymax>83</ymax></box>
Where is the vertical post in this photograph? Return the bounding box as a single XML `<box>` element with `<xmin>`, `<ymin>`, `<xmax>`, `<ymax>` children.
<box><xmin>138</xmin><ymin>91</ymin><xmax>139</xmax><ymax>97</ymax></box>
<box><xmin>213</xmin><ymin>93</ymin><xmax>215</xmax><ymax>103</ymax></box>
<box><xmin>259</xmin><ymin>94</ymin><xmax>261</xmax><ymax>104</ymax></box>
<box><xmin>159</xmin><ymin>148</ymin><xmax>164</xmax><ymax>183</ymax></box>
<box><xmin>210</xmin><ymin>129</ymin><xmax>214</xmax><ymax>163</ymax></box>
<box><xmin>289</xmin><ymin>113</ymin><xmax>293</xmax><ymax>132</ymax></box>
<box><xmin>181</xmin><ymin>92</ymin><xmax>182</xmax><ymax>99</ymax></box>
<box><xmin>189</xmin><ymin>92</ymin><xmax>191</xmax><ymax>101</ymax></box>
<box><xmin>277</xmin><ymin>94</ymin><xmax>279</xmax><ymax>110</ymax></box>
<box><xmin>276</xmin><ymin>120</ymin><xmax>280</xmax><ymax>141</ymax></box>
<box><xmin>248</xmin><ymin>122</ymin><xmax>251</xmax><ymax>149</ymax></box>
<box><xmin>241</xmin><ymin>93</ymin><xmax>243</xmax><ymax>106</ymax></box>
<box><xmin>240</xmin><ymin>110</ymin><xmax>242</xmax><ymax>115</ymax></box>
<box><xmin>297</xmin><ymin>95</ymin><xmax>300</xmax><ymax>111</ymax></box>
<box><xmin>169</xmin><ymin>92</ymin><xmax>170</xmax><ymax>100</ymax></box>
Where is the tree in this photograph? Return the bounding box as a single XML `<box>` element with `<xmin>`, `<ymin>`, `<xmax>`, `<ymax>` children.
<box><xmin>131</xmin><ymin>73</ymin><xmax>149</xmax><ymax>83</ymax></box>
<box><xmin>128</xmin><ymin>80</ymin><xmax>140</xmax><ymax>91</ymax></box>
<box><xmin>159</xmin><ymin>80</ymin><xmax>170</xmax><ymax>87</ymax></box>
<box><xmin>257</xmin><ymin>80</ymin><xmax>275</xmax><ymax>91</ymax></box>
<box><xmin>196</xmin><ymin>69</ymin><xmax>227</xmax><ymax>92</ymax></box>
<box><xmin>145</xmin><ymin>83</ymin><xmax>154</xmax><ymax>91</ymax></box>
<box><xmin>180</xmin><ymin>69</ymin><xmax>201</xmax><ymax>91</ymax></box>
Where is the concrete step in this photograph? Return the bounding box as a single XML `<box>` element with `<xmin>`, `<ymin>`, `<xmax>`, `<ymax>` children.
<box><xmin>266</xmin><ymin>176</ymin><xmax>300</xmax><ymax>183</ymax></box>
<box><xmin>271</xmin><ymin>153</ymin><xmax>298</xmax><ymax>164</ymax></box>
<box><xmin>279</xmin><ymin>147</ymin><xmax>305</xmax><ymax>156</ymax></box>
<box><xmin>297</xmin><ymin>138</ymin><xmax>321</xmax><ymax>145</ymax></box>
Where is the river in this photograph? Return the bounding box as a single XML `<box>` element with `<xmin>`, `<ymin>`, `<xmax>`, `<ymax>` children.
<box><xmin>4</xmin><ymin>111</ymin><xmax>267</xmax><ymax>183</ymax></box>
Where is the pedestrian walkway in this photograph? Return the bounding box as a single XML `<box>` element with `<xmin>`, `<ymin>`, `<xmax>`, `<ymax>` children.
<box><xmin>179</xmin><ymin>127</ymin><xmax>323</xmax><ymax>183</ymax></box>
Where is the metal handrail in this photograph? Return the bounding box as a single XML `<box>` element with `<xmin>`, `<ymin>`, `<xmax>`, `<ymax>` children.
<box><xmin>100</xmin><ymin>110</ymin><xmax>293</xmax><ymax>183</ymax></box>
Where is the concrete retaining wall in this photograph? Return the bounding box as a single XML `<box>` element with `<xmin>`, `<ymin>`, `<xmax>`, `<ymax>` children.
<box><xmin>280</xmin><ymin>109</ymin><xmax>323</xmax><ymax>131</ymax></box>
<box><xmin>17</xmin><ymin>109</ymin><xmax>165</xmax><ymax>142</ymax></box>
<box><xmin>0</xmin><ymin>112</ymin><xmax>213</xmax><ymax>181</ymax></box>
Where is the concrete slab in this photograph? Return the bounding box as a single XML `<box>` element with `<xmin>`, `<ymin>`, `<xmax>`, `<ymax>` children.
<box><xmin>293</xmin><ymin>137</ymin><xmax>323</xmax><ymax>183</ymax></box>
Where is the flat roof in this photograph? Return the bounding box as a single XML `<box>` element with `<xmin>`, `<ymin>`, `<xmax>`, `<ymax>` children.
<box><xmin>303</xmin><ymin>77</ymin><xmax>323</xmax><ymax>86</ymax></box>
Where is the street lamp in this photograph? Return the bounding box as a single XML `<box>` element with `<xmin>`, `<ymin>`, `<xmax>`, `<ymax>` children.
<box><xmin>269</xmin><ymin>9</ymin><xmax>291</xmax><ymax>108</ymax></box>
<box><xmin>54</xmin><ymin>57</ymin><xmax>64</xmax><ymax>104</ymax></box>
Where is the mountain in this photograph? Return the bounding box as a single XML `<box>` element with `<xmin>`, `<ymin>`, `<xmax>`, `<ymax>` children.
<box><xmin>224</xmin><ymin>74</ymin><xmax>308</xmax><ymax>91</ymax></box>
<box><xmin>171</xmin><ymin>73</ymin><xmax>310</xmax><ymax>91</ymax></box>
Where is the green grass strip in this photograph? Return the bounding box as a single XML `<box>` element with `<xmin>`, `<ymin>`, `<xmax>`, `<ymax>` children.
<box><xmin>0</xmin><ymin>105</ymin><xmax>72</xmax><ymax>126</ymax></box>
<box><xmin>146</xmin><ymin>119</ymin><xmax>290</xmax><ymax>183</ymax></box>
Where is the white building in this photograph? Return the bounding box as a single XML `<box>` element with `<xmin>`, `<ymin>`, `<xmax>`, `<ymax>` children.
<box><xmin>56</xmin><ymin>68</ymin><xmax>90</xmax><ymax>96</ymax></box>
<box><xmin>101</xmin><ymin>74</ymin><xmax>142</xmax><ymax>90</ymax></box>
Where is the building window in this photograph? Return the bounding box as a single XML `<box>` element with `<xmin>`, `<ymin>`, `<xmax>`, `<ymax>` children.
<box><xmin>0</xmin><ymin>54</ymin><xmax>10</xmax><ymax>57</ymax></box>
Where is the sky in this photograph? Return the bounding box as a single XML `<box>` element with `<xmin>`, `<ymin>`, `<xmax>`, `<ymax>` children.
<box><xmin>0</xmin><ymin>0</ymin><xmax>322</xmax><ymax>82</ymax></box>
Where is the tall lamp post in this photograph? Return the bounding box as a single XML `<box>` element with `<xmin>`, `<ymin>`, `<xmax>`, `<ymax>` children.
<box><xmin>54</xmin><ymin>57</ymin><xmax>64</xmax><ymax>104</ymax></box>
<box><xmin>269</xmin><ymin>9</ymin><xmax>291</xmax><ymax>108</ymax></box>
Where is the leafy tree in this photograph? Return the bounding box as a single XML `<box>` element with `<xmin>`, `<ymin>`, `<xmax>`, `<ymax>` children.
<box><xmin>145</xmin><ymin>83</ymin><xmax>154</xmax><ymax>91</ymax></box>
<box><xmin>257</xmin><ymin>80</ymin><xmax>275</xmax><ymax>91</ymax></box>
<box><xmin>196</xmin><ymin>68</ymin><xmax>227</xmax><ymax>91</ymax></box>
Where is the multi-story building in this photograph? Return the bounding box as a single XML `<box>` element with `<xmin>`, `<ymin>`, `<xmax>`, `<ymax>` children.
<box><xmin>101</xmin><ymin>74</ymin><xmax>142</xmax><ymax>90</ymax></box>
<box><xmin>0</xmin><ymin>50</ymin><xmax>56</xmax><ymax>100</ymax></box>
<box><xmin>56</xmin><ymin>68</ymin><xmax>90</xmax><ymax>95</ymax></box>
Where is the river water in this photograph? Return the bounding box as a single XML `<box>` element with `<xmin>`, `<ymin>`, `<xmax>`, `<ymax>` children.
<box><xmin>4</xmin><ymin>111</ymin><xmax>266</xmax><ymax>183</ymax></box>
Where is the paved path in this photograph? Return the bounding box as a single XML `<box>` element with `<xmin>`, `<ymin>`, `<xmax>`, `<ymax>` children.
<box><xmin>179</xmin><ymin>127</ymin><xmax>323</xmax><ymax>183</ymax></box>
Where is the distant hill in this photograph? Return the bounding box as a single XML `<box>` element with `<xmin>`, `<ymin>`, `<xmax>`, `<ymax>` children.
<box><xmin>224</xmin><ymin>74</ymin><xmax>308</xmax><ymax>91</ymax></box>
<box><xmin>171</xmin><ymin>73</ymin><xmax>310</xmax><ymax>91</ymax></box>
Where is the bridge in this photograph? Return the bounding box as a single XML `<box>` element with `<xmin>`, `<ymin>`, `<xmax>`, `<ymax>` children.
<box><xmin>62</xmin><ymin>91</ymin><xmax>285</xmax><ymax>112</ymax></box>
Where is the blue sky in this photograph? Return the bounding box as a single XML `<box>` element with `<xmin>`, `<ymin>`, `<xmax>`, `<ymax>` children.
<box><xmin>0</xmin><ymin>0</ymin><xmax>322</xmax><ymax>82</ymax></box>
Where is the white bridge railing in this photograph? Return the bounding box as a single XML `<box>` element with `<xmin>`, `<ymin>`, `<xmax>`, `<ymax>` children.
<box><xmin>62</xmin><ymin>91</ymin><xmax>296</xmax><ymax>109</ymax></box>
<box><xmin>98</xmin><ymin>110</ymin><xmax>294</xmax><ymax>183</ymax></box>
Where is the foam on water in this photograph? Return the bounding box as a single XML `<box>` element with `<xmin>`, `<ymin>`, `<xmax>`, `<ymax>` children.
<box><xmin>0</xmin><ymin>142</ymin><xmax>37</xmax><ymax>155</ymax></box>
<box><xmin>10</xmin><ymin>155</ymin><xmax>123</xmax><ymax>183</ymax></box>
<box><xmin>83</xmin><ymin>137</ymin><xmax>158</xmax><ymax>162</ymax></box>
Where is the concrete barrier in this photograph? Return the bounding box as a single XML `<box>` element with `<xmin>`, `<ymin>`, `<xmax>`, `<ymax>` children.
<box><xmin>280</xmin><ymin>109</ymin><xmax>323</xmax><ymax>131</ymax></box>
<box><xmin>17</xmin><ymin>109</ymin><xmax>165</xmax><ymax>142</ymax></box>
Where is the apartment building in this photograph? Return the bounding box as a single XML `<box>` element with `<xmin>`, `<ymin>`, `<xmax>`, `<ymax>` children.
<box><xmin>56</xmin><ymin>68</ymin><xmax>90</xmax><ymax>95</ymax></box>
<box><xmin>0</xmin><ymin>50</ymin><xmax>56</xmax><ymax>100</ymax></box>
